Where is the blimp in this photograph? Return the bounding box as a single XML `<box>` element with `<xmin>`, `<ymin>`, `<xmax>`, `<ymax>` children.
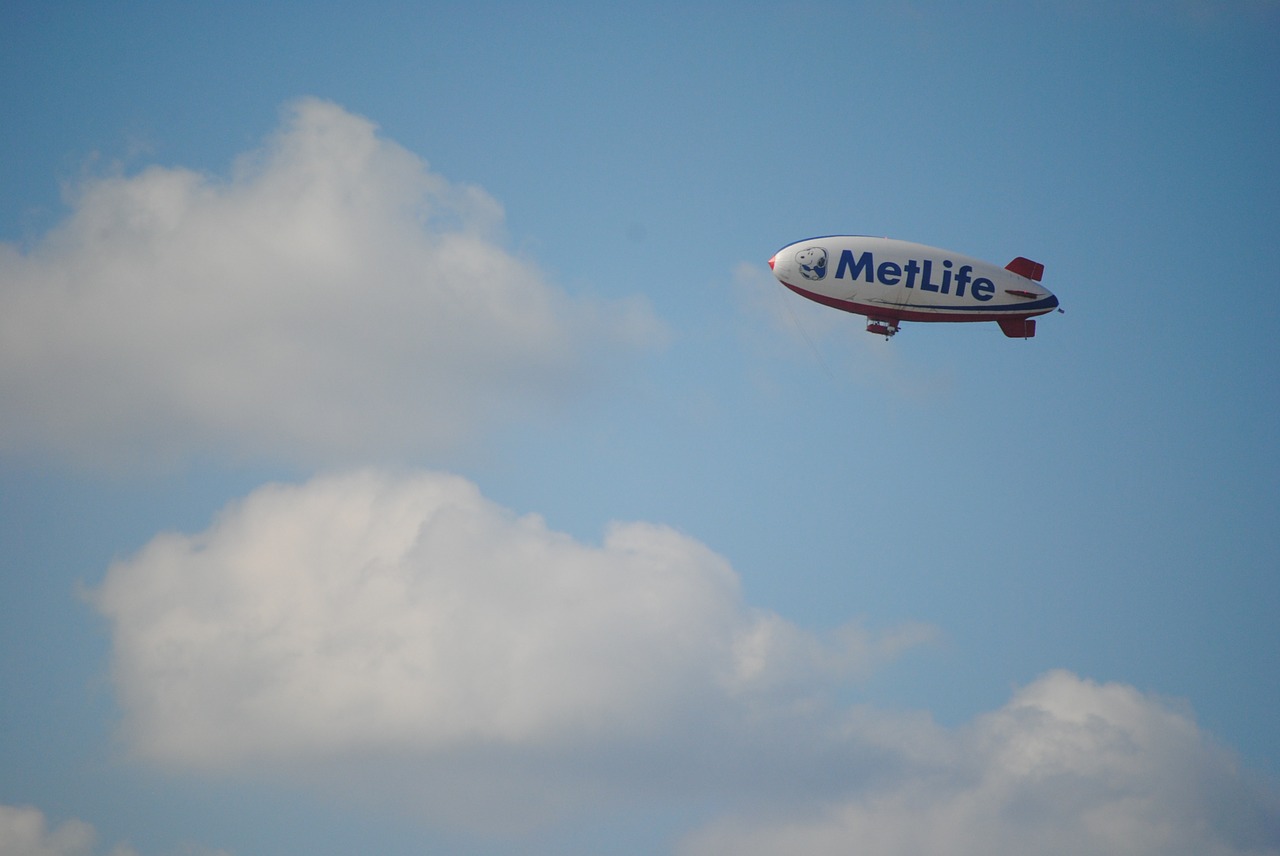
<box><xmin>769</xmin><ymin>236</ymin><xmax>1060</xmax><ymax>338</ymax></box>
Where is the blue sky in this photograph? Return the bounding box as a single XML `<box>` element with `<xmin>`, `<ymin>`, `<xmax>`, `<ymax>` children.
<box><xmin>2</xmin><ymin>2</ymin><xmax>1278</xmax><ymax>854</ymax></box>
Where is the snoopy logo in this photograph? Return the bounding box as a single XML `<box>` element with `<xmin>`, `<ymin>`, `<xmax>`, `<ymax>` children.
<box><xmin>796</xmin><ymin>247</ymin><xmax>828</xmax><ymax>281</ymax></box>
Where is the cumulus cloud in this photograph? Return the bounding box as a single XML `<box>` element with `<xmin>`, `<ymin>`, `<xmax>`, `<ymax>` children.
<box><xmin>0</xmin><ymin>98</ymin><xmax>662</xmax><ymax>469</ymax></box>
<box><xmin>0</xmin><ymin>804</ymin><xmax>141</xmax><ymax>856</ymax></box>
<box><xmin>88</xmin><ymin>473</ymin><xmax>1280</xmax><ymax>848</ymax></box>
<box><xmin>89</xmin><ymin>468</ymin><xmax>930</xmax><ymax>832</ymax></box>
<box><xmin>91</xmin><ymin>469</ymin><xmax>915</xmax><ymax>772</ymax></box>
<box><xmin>680</xmin><ymin>670</ymin><xmax>1280</xmax><ymax>856</ymax></box>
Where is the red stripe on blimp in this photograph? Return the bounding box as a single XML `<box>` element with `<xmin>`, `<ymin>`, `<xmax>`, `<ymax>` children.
<box><xmin>781</xmin><ymin>281</ymin><xmax>1050</xmax><ymax>324</ymax></box>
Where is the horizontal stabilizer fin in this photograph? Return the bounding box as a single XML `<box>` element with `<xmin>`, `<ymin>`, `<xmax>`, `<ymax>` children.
<box><xmin>1006</xmin><ymin>257</ymin><xmax>1044</xmax><ymax>281</ymax></box>
<box><xmin>998</xmin><ymin>317</ymin><xmax>1036</xmax><ymax>338</ymax></box>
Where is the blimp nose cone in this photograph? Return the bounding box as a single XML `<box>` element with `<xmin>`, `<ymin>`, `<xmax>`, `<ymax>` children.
<box><xmin>768</xmin><ymin>254</ymin><xmax>776</xmax><ymax>271</ymax></box>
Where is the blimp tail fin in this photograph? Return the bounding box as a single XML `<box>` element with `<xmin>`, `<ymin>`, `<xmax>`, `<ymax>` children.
<box><xmin>1005</xmin><ymin>257</ymin><xmax>1044</xmax><ymax>281</ymax></box>
<box><xmin>998</xmin><ymin>317</ymin><xmax>1037</xmax><ymax>338</ymax></box>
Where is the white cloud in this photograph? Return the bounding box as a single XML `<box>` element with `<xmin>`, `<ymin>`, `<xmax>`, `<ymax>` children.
<box><xmin>680</xmin><ymin>670</ymin><xmax>1280</xmax><ymax>856</ymax></box>
<box><xmin>88</xmin><ymin>473</ymin><xmax>1280</xmax><ymax>848</ymax></box>
<box><xmin>0</xmin><ymin>98</ymin><xmax>662</xmax><ymax>469</ymax></box>
<box><xmin>0</xmin><ymin>804</ymin><xmax>142</xmax><ymax>856</ymax></box>
<box><xmin>91</xmin><ymin>469</ymin><xmax>914</xmax><ymax>773</ymax></box>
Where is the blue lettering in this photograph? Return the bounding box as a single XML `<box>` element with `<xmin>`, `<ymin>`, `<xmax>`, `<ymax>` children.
<box><xmin>877</xmin><ymin>261</ymin><xmax>901</xmax><ymax>285</ymax></box>
<box><xmin>835</xmin><ymin>250</ymin><xmax>999</xmax><ymax>302</ymax></box>
<box><xmin>903</xmin><ymin>258</ymin><xmax>920</xmax><ymax>288</ymax></box>
<box><xmin>836</xmin><ymin>250</ymin><xmax>874</xmax><ymax>282</ymax></box>
<box><xmin>920</xmin><ymin>260</ymin><xmax>940</xmax><ymax>292</ymax></box>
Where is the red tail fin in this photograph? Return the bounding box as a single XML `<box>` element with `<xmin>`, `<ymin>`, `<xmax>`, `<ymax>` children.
<box><xmin>1006</xmin><ymin>257</ymin><xmax>1044</xmax><ymax>281</ymax></box>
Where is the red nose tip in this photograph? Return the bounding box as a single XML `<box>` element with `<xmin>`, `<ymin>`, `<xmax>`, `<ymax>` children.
<box><xmin>768</xmin><ymin>255</ymin><xmax>776</xmax><ymax>270</ymax></box>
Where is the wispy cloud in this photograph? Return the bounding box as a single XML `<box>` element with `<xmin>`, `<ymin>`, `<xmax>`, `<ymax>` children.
<box><xmin>731</xmin><ymin>260</ymin><xmax>956</xmax><ymax>400</ymax></box>
<box><xmin>0</xmin><ymin>99</ymin><xmax>663</xmax><ymax>470</ymax></box>
<box><xmin>0</xmin><ymin>803</ymin><xmax>154</xmax><ymax>856</ymax></box>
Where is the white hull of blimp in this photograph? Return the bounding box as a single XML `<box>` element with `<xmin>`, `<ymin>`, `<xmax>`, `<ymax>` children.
<box><xmin>769</xmin><ymin>236</ymin><xmax>1060</xmax><ymax>338</ymax></box>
